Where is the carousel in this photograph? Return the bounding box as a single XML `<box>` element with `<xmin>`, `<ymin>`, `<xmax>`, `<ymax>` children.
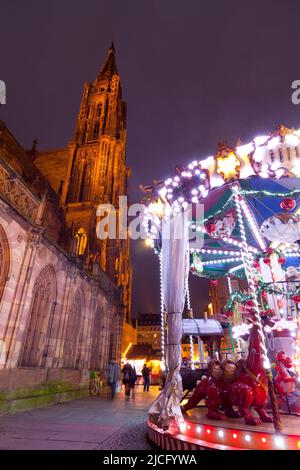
<box><xmin>142</xmin><ymin>125</ymin><xmax>300</xmax><ymax>450</ymax></box>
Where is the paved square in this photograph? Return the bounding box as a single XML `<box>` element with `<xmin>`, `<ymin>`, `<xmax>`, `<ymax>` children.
<box><xmin>0</xmin><ymin>386</ymin><xmax>159</xmax><ymax>450</ymax></box>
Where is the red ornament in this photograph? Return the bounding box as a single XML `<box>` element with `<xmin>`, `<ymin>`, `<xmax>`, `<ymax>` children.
<box><xmin>278</xmin><ymin>257</ymin><xmax>286</xmax><ymax>264</ymax></box>
<box><xmin>210</xmin><ymin>279</ymin><xmax>218</xmax><ymax>287</ymax></box>
<box><xmin>280</xmin><ymin>197</ymin><xmax>296</xmax><ymax>211</ymax></box>
<box><xmin>263</xmin><ymin>257</ymin><xmax>271</xmax><ymax>265</ymax></box>
<box><xmin>292</xmin><ymin>295</ymin><xmax>300</xmax><ymax>303</ymax></box>
<box><xmin>266</xmin><ymin>248</ymin><xmax>273</xmax><ymax>255</ymax></box>
<box><xmin>253</xmin><ymin>260</ymin><xmax>260</xmax><ymax>269</ymax></box>
<box><xmin>206</xmin><ymin>222</ymin><xmax>216</xmax><ymax>235</ymax></box>
<box><xmin>261</xmin><ymin>290</ymin><xmax>267</xmax><ymax>299</ymax></box>
<box><xmin>246</xmin><ymin>299</ymin><xmax>255</xmax><ymax>307</ymax></box>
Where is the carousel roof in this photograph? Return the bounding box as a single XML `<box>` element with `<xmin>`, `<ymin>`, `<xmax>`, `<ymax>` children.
<box><xmin>182</xmin><ymin>318</ymin><xmax>223</xmax><ymax>336</ymax></box>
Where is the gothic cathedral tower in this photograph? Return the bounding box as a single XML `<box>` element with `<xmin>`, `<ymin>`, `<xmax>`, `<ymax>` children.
<box><xmin>61</xmin><ymin>43</ymin><xmax>132</xmax><ymax>322</ymax></box>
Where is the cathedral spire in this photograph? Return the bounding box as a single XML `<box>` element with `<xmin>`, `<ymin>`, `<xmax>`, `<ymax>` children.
<box><xmin>97</xmin><ymin>42</ymin><xmax>118</xmax><ymax>81</ymax></box>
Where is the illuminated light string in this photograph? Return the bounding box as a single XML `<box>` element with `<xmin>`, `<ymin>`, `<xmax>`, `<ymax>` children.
<box><xmin>229</xmin><ymin>263</ymin><xmax>244</xmax><ymax>273</ymax></box>
<box><xmin>143</xmin><ymin>187</ymin><xmax>300</xmax><ymax>248</ymax></box>
<box><xmin>217</xmin><ymin>237</ymin><xmax>259</xmax><ymax>254</ymax></box>
<box><xmin>202</xmin><ymin>257</ymin><xmax>242</xmax><ymax>265</ymax></box>
<box><xmin>227</xmin><ymin>276</ymin><xmax>233</xmax><ymax>295</ymax></box>
<box><xmin>154</xmin><ymin>130</ymin><xmax>300</xmax><ymax>212</ymax></box>
<box><xmin>143</xmin><ymin>185</ymin><xmax>300</xmax><ymax>250</ymax></box>
<box><xmin>232</xmin><ymin>184</ymin><xmax>270</xmax><ymax>370</ymax></box>
<box><xmin>239</xmin><ymin>197</ymin><xmax>267</xmax><ymax>250</ymax></box>
<box><xmin>194</xmin><ymin>248</ymin><xmax>243</xmax><ymax>256</ymax></box>
<box><xmin>185</xmin><ymin>273</ymin><xmax>195</xmax><ymax>370</ymax></box>
<box><xmin>178</xmin><ymin>422</ymin><xmax>291</xmax><ymax>449</ymax></box>
<box><xmin>159</xmin><ymin>251</ymin><xmax>166</xmax><ymax>366</ymax></box>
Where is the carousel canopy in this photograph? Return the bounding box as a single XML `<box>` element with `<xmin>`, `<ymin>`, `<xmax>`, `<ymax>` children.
<box><xmin>182</xmin><ymin>318</ymin><xmax>223</xmax><ymax>336</ymax></box>
<box><xmin>191</xmin><ymin>176</ymin><xmax>300</xmax><ymax>278</ymax></box>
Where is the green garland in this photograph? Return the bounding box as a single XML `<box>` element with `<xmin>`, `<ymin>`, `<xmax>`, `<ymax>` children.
<box><xmin>196</xmin><ymin>188</ymin><xmax>300</xmax><ymax>227</ymax></box>
<box><xmin>257</xmin><ymin>280</ymin><xmax>300</xmax><ymax>298</ymax></box>
<box><xmin>225</xmin><ymin>290</ymin><xmax>252</xmax><ymax>311</ymax></box>
<box><xmin>226</xmin><ymin>282</ymin><xmax>300</xmax><ymax>312</ymax></box>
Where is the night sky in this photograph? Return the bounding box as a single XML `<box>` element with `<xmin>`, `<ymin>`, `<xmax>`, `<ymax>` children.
<box><xmin>1</xmin><ymin>0</ymin><xmax>300</xmax><ymax>318</ymax></box>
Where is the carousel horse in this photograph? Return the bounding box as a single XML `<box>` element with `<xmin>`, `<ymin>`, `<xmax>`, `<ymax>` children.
<box><xmin>182</xmin><ymin>321</ymin><xmax>273</xmax><ymax>425</ymax></box>
<box><xmin>275</xmin><ymin>351</ymin><xmax>297</xmax><ymax>397</ymax></box>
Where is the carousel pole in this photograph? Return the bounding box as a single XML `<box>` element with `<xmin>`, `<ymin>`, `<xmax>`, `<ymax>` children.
<box><xmin>232</xmin><ymin>184</ymin><xmax>283</xmax><ymax>433</ymax></box>
<box><xmin>159</xmin><ymin>250</ymin><xmax>166</xmax><ymax>368</ymax></box>
<box><xmin>185</xmin><ymin>274</ymin><xmax>195</xmax><ymax>369</ymax></box>
<box><xmin>227</xmin><ymin>276</ymin><xmax>239</xmax><ymax>356</ymax></box>
<box><xmin>294</xmin><ymin>300</ymin><xmax>300</xmax><ymax>376</ymax></box>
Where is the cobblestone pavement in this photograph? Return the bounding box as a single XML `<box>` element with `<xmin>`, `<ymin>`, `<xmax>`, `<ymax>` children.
<box><xmin>0</xmin><ymin>386</ymin><xmax>159</xmax><ymax>450</ymax></box>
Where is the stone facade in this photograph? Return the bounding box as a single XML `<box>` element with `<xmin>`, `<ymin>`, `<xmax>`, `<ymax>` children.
<box><xmin>0</xmin><ymin>44</ymin><xmax>131</xmax><ymax>413</ymax></box>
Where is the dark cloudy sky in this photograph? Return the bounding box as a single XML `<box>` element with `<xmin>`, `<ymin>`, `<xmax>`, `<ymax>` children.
<box><xmin>1</xmin><ymin>0</ymin><xmax>300</xmax><ymax>318</ymax></box>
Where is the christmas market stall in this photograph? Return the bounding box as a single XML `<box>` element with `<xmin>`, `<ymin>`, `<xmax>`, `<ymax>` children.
<box><xmin>142</xmin><ymin>126</ymin><xmax>300</xmax><ymax>450</ymax></box>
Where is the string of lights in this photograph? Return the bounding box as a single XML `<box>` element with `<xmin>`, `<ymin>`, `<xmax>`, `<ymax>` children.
<box><xmin>185</xmin><ymin>273</ymin><xmax>195</xmax><ymax>370</ymax></box>
<box><xmin>159</xmin><ymin>251</ymin><xmax>166</xmax><ymax>367</ymax></box>
<box><xmin>232</xmin><ymin>184</ymin><xmax>270</xmax><ymax>369</ymax></box>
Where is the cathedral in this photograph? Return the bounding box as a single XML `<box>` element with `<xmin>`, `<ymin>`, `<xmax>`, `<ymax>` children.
<box><xmin>0</xmin><ymin>44</ymin><xmax>132</xmax><ymax>412</ymax></box>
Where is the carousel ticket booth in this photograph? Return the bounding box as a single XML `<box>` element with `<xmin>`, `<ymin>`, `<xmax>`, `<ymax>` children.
<box><xmin>142</xmin><ymin>126</ymin><xmax>300</xmax><ymax>450</ymax></box>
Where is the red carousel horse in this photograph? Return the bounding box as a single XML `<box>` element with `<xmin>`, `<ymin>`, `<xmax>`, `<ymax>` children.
<box><xmin>275</xmin><ymin>351</ymin><xmax>297</xmax><ymax>397</ymax></box>
<box><xmin>182</xmin><ymin>321</ymin><xmax>273</xmax><ymax>425</ymax></box>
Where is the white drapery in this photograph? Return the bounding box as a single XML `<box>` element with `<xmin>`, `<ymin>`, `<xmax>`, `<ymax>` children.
<box><xmin>149</xmin><ymin>211</ymin><xmax>189</xmax><ymax>429</ymax></box>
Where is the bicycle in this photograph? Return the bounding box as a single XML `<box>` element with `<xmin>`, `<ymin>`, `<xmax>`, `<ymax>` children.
<box><xmin>89</xmin><ymin>371</ymin><xmax>103</xmax><ymax>396</ymax></box>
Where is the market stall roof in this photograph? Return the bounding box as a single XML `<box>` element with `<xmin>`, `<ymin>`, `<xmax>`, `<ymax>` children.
<box><xmin>182</xmin><ymin>318</ymin><xmax>223</xmax><ymax>336</ymax></box>
<box><xmin>126</xmin><ymin>344</ymin><xmax>161</xmax><ymax>360</ymax></box>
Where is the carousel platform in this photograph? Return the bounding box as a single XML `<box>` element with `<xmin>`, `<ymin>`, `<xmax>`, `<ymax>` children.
<box><xmin>148</xmin><ymin>407</ymin><xmax>300</xmax><ymax>450</ymax></box>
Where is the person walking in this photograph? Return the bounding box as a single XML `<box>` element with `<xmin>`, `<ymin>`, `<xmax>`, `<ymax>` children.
<box><xmin>130</xmin><ymin>365</ymin><xmax>137</xmax><ymax>399</ymax></box>
<box><xmin>142</xmin><ymin>363</ymin><xmax>151</xmax><ymax>391</ymax></box>
<box><xmin>122</xmin><ymin>361</ymin><xmax>134</xmax><ymax>400</ymax></box>
<box><xmin>106</xmin><ymin>359</ymin><xmax>121</xmax><ymax>400</ymax></box>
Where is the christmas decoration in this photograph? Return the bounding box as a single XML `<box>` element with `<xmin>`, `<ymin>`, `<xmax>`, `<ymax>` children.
<box><xmin>215</xmin><ymin>143</ymin><xmax>241</xmax><ymax>181</ymax></box>
<box><xmin>205</xmin><ymin>209</ymin><xmax>236</xmax><ymax>239</ymax></box>
<box><xmin>260</xmin><ymin>213</ymin><xmax>300</xmax><ymax>244</ymax></box>
<box><xmin>274</xmin><ymin>351</ymin><xmax>297</xmax><ymax>397</ymax></box>
<box><xmin>280</xmin><ymin>197</ymin><xmax>296</xmax><ymax>211</ymax></box>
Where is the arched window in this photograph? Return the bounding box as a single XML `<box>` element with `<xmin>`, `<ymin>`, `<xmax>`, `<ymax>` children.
<box><xmin>90</xmin><ymin>305</ymin><xmax>104</xmax><ymax>370</ymax></box>
<box><xmin>96</xmin><ymin>103</ymin><xmax>102</xmax><ymax>117</ymax></box>
<box><xmin>63</xmin><ymin>289</ymin><xmax>84</xmax><ymax>369</ymax></box>
<box><xmin>21</xmin><ymin>264</ymin><xmax>57</xmax><ymax>367</ymax></box>
<box><xmin>93</xmin><ymin>122</ymin><xmax>100</xmax><ymax>138</ymax></box>
<box><xmin>74</xmin><ymin>227</ymin><xmax>88</xmax><ymax>256</ymax></box>
<box><xmin>0</xmin><ymin>225</ymin><xmax>10</xmax><ymax>305</ymax></box>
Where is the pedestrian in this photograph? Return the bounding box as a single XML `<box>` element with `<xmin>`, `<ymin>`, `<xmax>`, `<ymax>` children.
<box><xmin>130</xmin><ymin>366</ymin><xmax>137</xmax><ymax>399</ymax></box>
<box><xmin>106</xmin><ymin>359</ymin><xmax>121</xmax><ymax>400</ymax></box>
<box><xmin>122</xmin><ymin>361</ymin><xmax>134</xmax><ymax>400</ymax></box>
<box><xmin>142</xmin><ymin>363</ymin><xmax>151</xmax><ymax>391</ymax></box>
